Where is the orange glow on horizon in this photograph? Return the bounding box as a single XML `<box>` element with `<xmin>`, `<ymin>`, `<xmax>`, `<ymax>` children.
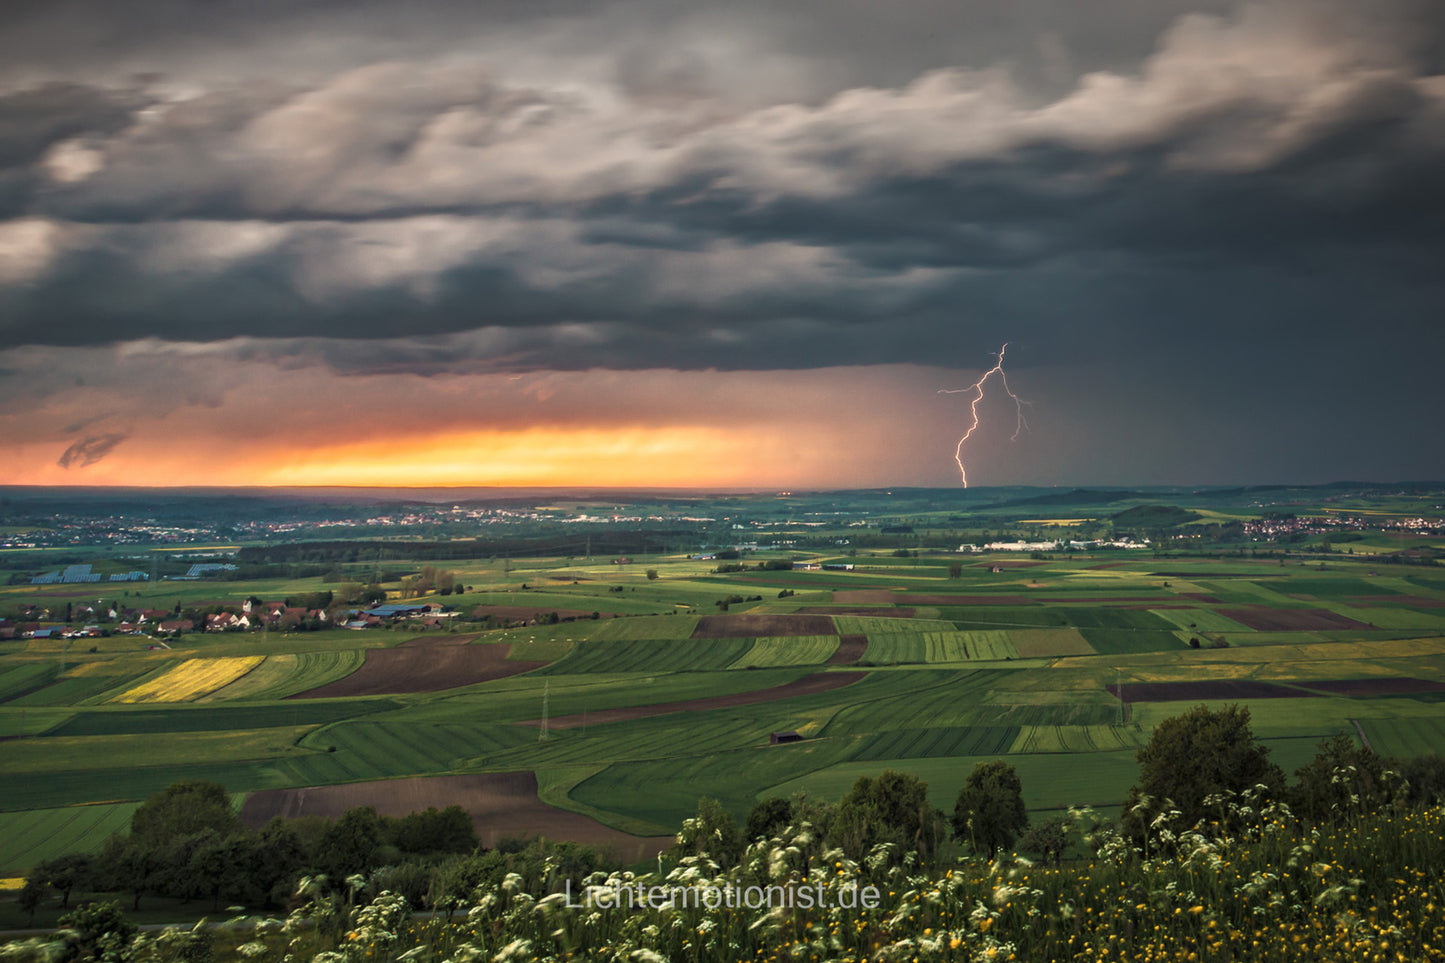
<box><xmin>5</xmin><ymin>424</ymin><xmax>858</xmax><ymax>489</ymax></box>
<box><xmin>0</xmin><ymin>363</ymin><xmax>1004</xmax><ymax>489</ymax></box>
<box><xmin>257</xmin><ymin>425</ymin><xmax>817</xmax><ymax>487</ymax></box>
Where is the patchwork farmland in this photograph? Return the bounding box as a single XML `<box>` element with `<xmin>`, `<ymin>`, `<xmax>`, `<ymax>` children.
<box><xmin>3</xmin><ymin>517</ymin><xmax>1445</xmax><ymax>878</ymax></box>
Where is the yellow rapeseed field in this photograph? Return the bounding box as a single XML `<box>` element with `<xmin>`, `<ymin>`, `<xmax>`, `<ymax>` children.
<box><xmin>111</xmin><ymin>656</ymin><xmax>263</xmax><ymax>703</ymax></box>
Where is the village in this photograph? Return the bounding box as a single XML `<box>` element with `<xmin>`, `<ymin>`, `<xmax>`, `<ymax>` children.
<box><xmin>0</xmin><ymin>597</ymin><xmax>458</xmax><ymax>643</ymax></box>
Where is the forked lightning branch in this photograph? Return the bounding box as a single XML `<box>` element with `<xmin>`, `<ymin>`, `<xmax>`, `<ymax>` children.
<box><xmin>939</xmin><ymin>342</ymin><xmax>1030</xmax><ymax>487</ymax></box>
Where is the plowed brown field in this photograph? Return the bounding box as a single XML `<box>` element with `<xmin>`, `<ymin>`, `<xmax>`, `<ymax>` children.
<box><xmin>691</xmin><ymin>614</ymin><xmax>837</xmax><ymax>638</ymax></box>
<box><xmin>1218</xmin><ymin>607</ymin><xmax>1374</xmax><ymax>631</ymax></box>
<box><xmin>828</xmin><ymin>635</ymin><xmax>868</xmax><ymax>665</ymax></box>
<box><xmin>1298</xmin><ymin>677</ymin><xmax>1445</xmax><ymax>696</ymax></box>
<box><xmin>289</xmin><ymin>641</ymin><xmax>545</xmax><ymax>698</ymax></box>
<box><xmin>897</xmin><ymin>595</ymin><xmax>1029</xmax><ymax>605</ymax></box>
<box><xmin>832</xmin><ymin>590</ymin><xmax>898</xmax><ymax>604</ymax></box>
<box><xmin>798</xmin><ymin>607</ymin><xmax>916</xmax><ymax>618</ymax></box>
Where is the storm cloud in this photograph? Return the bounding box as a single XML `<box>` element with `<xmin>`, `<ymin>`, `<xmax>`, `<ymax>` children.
<box><xmin>0</xmin><ymin>0</ymin><xmax>1441</xmax><ymax>484</ymax></box>
<box><xmin>56</xmin><ymin>431</ymin><xmax>128</xmax><ymax>468</ymax></box>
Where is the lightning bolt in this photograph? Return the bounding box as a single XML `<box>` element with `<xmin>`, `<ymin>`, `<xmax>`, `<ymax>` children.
<box><xmin>938</xmin><ymin>342</ymin><xmax>1028</xmax><ymax>488</ymax></box>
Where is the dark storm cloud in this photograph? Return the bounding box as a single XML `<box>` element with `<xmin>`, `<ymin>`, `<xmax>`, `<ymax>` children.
<box><xmin>0</xmin><ymin>0</ymin><xmax>1230</xmax><ymax>95</ymax></box>
<box><xmin>56</xmin><ymin>431</ymin><xmax>128</xmax><ymax>468</ymax></box>
<box><xmin>0</xmin><ymin>81</ymin><xmax>139</xmax><ymax>218</ymax></box>
<box><xmin>0</xmin><ymin>0</ymin><xmax>1440</xmax><ymax>391</ymax></box>
<box><xmin>0</xmin><ymin>82</ymin><xmax>138</xmax><ymax>168</ymax></box>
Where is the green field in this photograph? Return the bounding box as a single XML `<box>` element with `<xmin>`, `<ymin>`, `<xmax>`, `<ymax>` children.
<box><xmin>768</xmin><ymin>750</ymin><xmax>1145</xmax><ymax>816</ymax></box>
<box><xmin>540</xmin><ymin>637</ymin><xmax>750</xmax><ymax>674</ymax></box>
<box><xmin>200</xmin><ymin>650</ymin><xmax>368</xmax><ymax>700</ymax></box>
<box><xmin>0</xmin><ymin>803</ymin><xmax>141</xmax><ymax>875</ymax></box>
<box><xmin>728</xmin><ymin>636</ymin><xmax>839</xmax><ymax>668</ymax></box>
<box><xmin>3</xmin><ymin>527</ymin><xmax>1445</xmax><ymax>876</ymax></box>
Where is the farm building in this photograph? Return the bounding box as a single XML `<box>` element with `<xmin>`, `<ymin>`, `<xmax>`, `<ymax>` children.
<box><xmin>770</xmin><ymin>730</ymin><xmax>804</xmax><ymax>745</ymax></box>
<box><xmin>358</xmin><ymin>603</ymin><xmax>451</xmax><ymax>620</ymax></box>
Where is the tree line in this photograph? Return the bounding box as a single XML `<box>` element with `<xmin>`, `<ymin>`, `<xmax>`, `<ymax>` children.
<box><xmin>21</xmin><ymin>705</ymin><xmax>1445</xmax><ymax>931</ymax></box>
<box><xmin>677</xmin><ymin>703</ymin><xmax>1445</xmax><ymax>875</ymax></box>
<box><xmin>236</xmin><ymin>532</ymin><xmax>695</xmax><ymax>565</ymax></box>
<box><xmin>19</xmin><ymin>783</ymin><xmax>549</xmax><ymax>925</ymax></box>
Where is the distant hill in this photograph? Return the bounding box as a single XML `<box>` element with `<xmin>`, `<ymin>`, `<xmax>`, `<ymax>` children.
<box><xmin>1112</xmin><ymin>504</ymin><xmax>1202</xmax><ymax>529</ymax></box>
<box><xmin>995</xmin><ymin>488</ymin><xmax>1146</xmax><ymax>509</ymax></box>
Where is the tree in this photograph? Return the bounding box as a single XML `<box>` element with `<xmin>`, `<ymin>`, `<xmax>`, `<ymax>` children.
<box><xmin>190</xmin><ymin>832</ymin><xmax>258</xmax><ymax>910</ymax></box>
<box><xmin>744</xmin><ymin>797</ymin><xmax>796</xmax><ymax>842</ymax></box>
<box><xmin>319</xmin><ymin>806</ymin><xmax>383</xmax><ymax>879</ymax></box>
<box><xmin>952</xmin><ymin>761</ymin><xmax>1028</xmax><ymax>859</ymax></box>
<box><xmin>830</xmin><ymin>770</ymin><xmax>944</xmax><ymax>864</ymax></box>
<box><xmin>1124</xmin><ymin>704</ymin><xmax>1284</xmax><ymax>837</ymax></box>
<box><xmin>1399</xmin><ymin>754</ymin><xmax>1445</xmax><ymax>807</ymax></box>
<box><xmin>20</xmin><ymin>875</ymin><xmax>46</xmax><ymax>926</ymax></box>
<box><xmin>1291</xmin><ymin>733</ymin><xmax>1397</xmax><ymax>822</ymax></box>
<box><xmin>130</xmin><ymin>782</ymin><xmax>238</xmax><ymax>849</ymax></box>
<box><xmin>645</xmin><ymin>569</ymin><xmax>659</xmax><ymax>581</ymax></box>
<box><xmin>98</xmin><ymin>835</ymin><xmax>159</xmax><ymax>911</ymax></box>
<box><xmin>36</xmin><ymin>854</ymin><xmax>96</xmax><ymax>909</ymax></box>
<box><xmin>948</xmin><ymin>562</ymin><xmax>964</xmax><ymax>579</ymax></box>
<box><xmin>388</xmin><ymin>805</ymin><xmax>479</xmax><ymax>855</ymax></box>
<box><xmin>1019</xmin><ymin>816</ymin><xmax>1070</xmax><ymax>867</ymax></box>
<box><xmin>252</xmin><ymin>818</ymin><xmax>307</xmax><ymax>909</ymax></box>
<box><xmin>671</xmin><ymin>797</ymin><xmax>744</xmax><ymax>869</ymax></box>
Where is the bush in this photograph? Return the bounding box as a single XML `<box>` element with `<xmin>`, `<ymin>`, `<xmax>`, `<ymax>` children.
<box><xmin>57</xmin><ymin>901</ymin><xmax>136</xmax><ymax>963</ymax></box>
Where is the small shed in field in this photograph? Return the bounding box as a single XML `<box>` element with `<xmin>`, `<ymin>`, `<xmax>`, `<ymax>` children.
<box><xmin>769</xmin><ymin>730</ymin><xmax>803</xmax><ymax>745</ymax></box>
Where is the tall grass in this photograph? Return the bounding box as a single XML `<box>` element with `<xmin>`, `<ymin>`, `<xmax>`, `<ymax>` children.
<box><xmin>9</xmin><ymin>790</ymin><xmax>1444</xmax><ymax>962</ymax></box>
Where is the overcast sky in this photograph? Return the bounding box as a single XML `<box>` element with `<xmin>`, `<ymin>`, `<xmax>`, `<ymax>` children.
<box><xmin>0</xmin><ymin>0</ymin><xmax>1441</xmax><ymax>488</ymax></box>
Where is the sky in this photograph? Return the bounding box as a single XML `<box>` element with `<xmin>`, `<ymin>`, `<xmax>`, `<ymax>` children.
<box><xmin>0</xmin><ymin>0</ymin><xmax>1441</xmax><ymax>489</ymax></box>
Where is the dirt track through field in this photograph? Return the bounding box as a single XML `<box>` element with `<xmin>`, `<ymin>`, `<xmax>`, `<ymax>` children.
<box><xmin>520</xmin><ymin>671</ymin><xmax>867</xmax><ymax>729</ymax></box>
<box><xmin>240</xmin><ymin>772</ymin><xmax>670</xmax><ymax>859</ymax></box>
<box><xmin>692</xmin><ymin>614</ymin><xmax>837</xmax><ymax>637</ymax></box>
<box><xmin>289</xmin><ymin>640</ymin><xmax>545</xmax><ymax>698</ymax></box>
